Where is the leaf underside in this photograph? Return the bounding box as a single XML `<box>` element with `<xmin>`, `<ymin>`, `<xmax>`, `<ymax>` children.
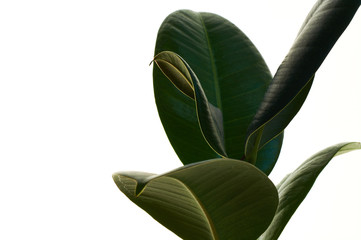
<box><xmin>153</xmin><ymin>51</ymin><xmax>227</xmax><ymax>157</ymax></box>
<box><xmin>259</xmin><ymin>142</ymin><xmax>361</xmax><ymax>240</ymax></box>
<box><xmin>113</xmin><ymin>159</ymin><xmax>279</xmax><ymax>240</ymax></box>
<box><xmin>245</xmin><ymin>0</ymin><xmax>360</xmax><ymax>158</ymax></box>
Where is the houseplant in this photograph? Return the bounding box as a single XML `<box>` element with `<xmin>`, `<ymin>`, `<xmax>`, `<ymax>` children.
<box><xmin>113</xmin><ymin>0</ymin><xmax>361</xmax><ymax>239</ymax></box>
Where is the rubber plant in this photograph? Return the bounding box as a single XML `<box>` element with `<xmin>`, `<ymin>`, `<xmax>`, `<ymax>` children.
<box><xmin>113</xmin><ymin>0</ymin><xmax>361</xmax><ymax>239</ymax></box>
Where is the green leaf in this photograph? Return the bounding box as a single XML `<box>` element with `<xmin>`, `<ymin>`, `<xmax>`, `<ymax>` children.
<box><xmin>255</xmin><ymin>132</ymin><xmax>283</xmax><ymax>175</ymax></box>
<box><xmin>153</xmin><ymin>51</ymin><xmax>227</xmax><ymax>157</ymax></box>
<box><xmin>153</xmin><ymin>10</ymin><xmax>283</xmax><ymax>170</ymax></box>
<box><xmin>259</xmin><ymin>142</ymin><xmax>361</xmax><ymax>240</ymax></box>
<box><xmin>113</xmin><ymin>159</ymin><xmax>279</xmax><ymax>240</ymax></box>
<box><xmin>152</xmin><ymin>51</ymin><xmax>194</xmax><ymax>100</ymax></box>
<box><xmin>245</xmin><ymin>0</ymin><xmax>360</xmax><ymax>159</ymax></box>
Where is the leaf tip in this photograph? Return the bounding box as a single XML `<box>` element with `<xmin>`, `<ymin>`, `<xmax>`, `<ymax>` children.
<box><xmin>149</xmin><ymin>59</ymin><xmax>154</xmax><ymax>66</ymax></box>
<box><xmin>112</xmin><ymin>171</ymin><xmax>149</xmax><ymax>197</ymax></box>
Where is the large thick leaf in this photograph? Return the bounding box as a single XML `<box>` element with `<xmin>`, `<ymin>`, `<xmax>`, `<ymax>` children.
<box><xmin>113</xmin><ymin>159</ymin><xmax>279</xmax><ymax>240</ymax></box>
<box><xmin>153</xmin><ymin>51</ymin><xmax>227</xmax><ymax>157</ymax></box>
<box><xmin>259</xmin><ymin>142</ymin><xmax>361</xmax><ymax>240</ymax></box>
<box><xmin>245</xmin><ymin>0</ymin><xmax>360</xmax><ymax>159</ymax></box>
<box><xmin>153</xmin><ymin>10</ymin><xmax>283</xmax><ymax>172</ymax></box>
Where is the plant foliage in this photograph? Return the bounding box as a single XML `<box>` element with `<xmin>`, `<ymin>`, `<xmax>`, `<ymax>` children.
<box><xmin>114</xmin><ymin>0</ymin><xmax>361</xmax><ymax>239</ymax></box>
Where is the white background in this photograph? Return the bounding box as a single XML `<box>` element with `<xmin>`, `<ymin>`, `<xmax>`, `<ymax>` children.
<box><xmin>0</xmin><ymin>0</ymin><xmax>360</xmax><ymax>239</ymax></box>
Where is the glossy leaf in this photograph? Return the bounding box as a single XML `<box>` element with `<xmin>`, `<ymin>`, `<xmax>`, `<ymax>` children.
<box><xmin>255</xmin><ymin>132</ymin><xmax>283</xmax><ymax>175</ymax></box>
<box><xmin>245</xmin><ymin>0</ymin><xmax>360</xmax><ymax>159</ymax></box>
<box><xmin>153</xmin><ymin>10</ymin><xmax>283</xmax><ymax>172</ymax></box>
<box><xmin>259</xmin><ymin>142</ymin><xmax>361</xmax><ymax>240</ymax></box>
<box><xmin>113</xmin><ymin>159</ymin><xmax>279</xmax><ymax>240</ymax></box>
<box><xmin>153</xmin><ymin>51</ymin><xmax>227</xmax><ymax>157</ymax></box>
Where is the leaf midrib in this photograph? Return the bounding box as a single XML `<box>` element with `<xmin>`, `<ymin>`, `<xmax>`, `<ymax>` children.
<box><xmin>199</xmin><ymin>13</ymin><xmax>223</xmax><ymax>113</ymax></box>
<box><xmin>134</xmin><ymin>173</ymin><xmax>219</xmax><ymax>240</ymax></box>
<box><xmin>174</xmin><ymin>178</ymin><xmax>219</xmax><ymax>240</ymax></box>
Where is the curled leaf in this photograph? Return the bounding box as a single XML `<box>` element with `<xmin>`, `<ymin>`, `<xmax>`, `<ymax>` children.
<box><xmin>260</xmin><ymin>142</ymin><xmax>361</xmax><ymax>240</ymax></box>
<box><xmin>245</xmin><ymin>0</ymin><xmax>360</xmax><ymax>160</ymax></box>
<box><xmin>113</xmin><ymin>159</ymin><xmax>279</xmax><ymax>240</ymax></box>
<box><xmin>153</xmin><ymin>51</ymin><xmax>227</xmax><ymax>157</ymax></box>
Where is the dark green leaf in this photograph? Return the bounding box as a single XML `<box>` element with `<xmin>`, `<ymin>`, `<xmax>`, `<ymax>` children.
<box><xmin>113</xmin><ymin>159</ymin><xmax>279</xmax><ymax>240</ymax></box>
<box><xmin>153</xmin><ymin>51</ymin><xmax>227</xmax><ymax>157</ymax></box>
<box><xmin>153</xmin><ymin>10</ymin><xmax>283</xmax><ymax>171</ymax></box>
<box><xmin>255</xmin><ymin>133</ymin><xmax>284</xmax><ymax>175</ymax></box>
<box><xmin>245</xmin><ymin>0</ymin><xmax>360</xmax><ymax>159</ymax></box>
<box><xmin>259</xmin><ymin>142</ymin><xmax>361</xmax><ymax>240</ymax></box>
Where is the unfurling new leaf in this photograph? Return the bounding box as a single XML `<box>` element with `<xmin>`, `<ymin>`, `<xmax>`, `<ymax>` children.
<box><xmin>113</xmin><ymin>159</ymin><xmax>279</xmax><ymax>240</ymax></box>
